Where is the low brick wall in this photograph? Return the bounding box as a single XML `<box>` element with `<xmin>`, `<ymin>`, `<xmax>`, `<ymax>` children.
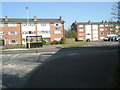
<box><xmin>66</xmin><ymin>38</ymin><xmax>75</xmax><ymax>43</ymax></box>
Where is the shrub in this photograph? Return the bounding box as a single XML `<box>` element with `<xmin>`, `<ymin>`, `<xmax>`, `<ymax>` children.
<box><xmin>51</xmin><ymin>40</ymin><xmax>60</xmax><ymax>45</ymax></box>
<box><xmin>42</xmin><ymin>40</ymin><xmax>47</xmax><ymax>45</ymax></box>
<box><xmin>60</xmin><ymin>37</ymin><xmax>66</xmax><ymax>44</ymax></box>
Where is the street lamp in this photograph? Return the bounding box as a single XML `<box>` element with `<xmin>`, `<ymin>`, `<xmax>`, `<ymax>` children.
<box><xmin>25</xmin><ymin>6</ymin><xmax>30</xmax><ymax>49</ymax></box>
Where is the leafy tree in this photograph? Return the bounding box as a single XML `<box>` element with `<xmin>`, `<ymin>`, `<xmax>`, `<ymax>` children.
<box><xmin>65</xmin><ymin>29</ymin><xmax>77</xmax><ymax>38</ymax></box>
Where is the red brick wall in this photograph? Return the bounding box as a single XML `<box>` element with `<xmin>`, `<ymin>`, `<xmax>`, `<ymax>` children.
<box><xmin>0</xmin><ymin>23</ymin><xmax>22</xmax><ymax>45</ymax></box>
<box><xmin>50</xmin><ymin>23</ymin><xmax>64</xmax><ymax>42</ymax></box>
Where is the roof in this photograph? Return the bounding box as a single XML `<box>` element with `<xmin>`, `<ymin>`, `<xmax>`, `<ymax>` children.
<box><xmin>72</xmin><ymin>21</ymin><xmax>119</xmax><ymax>25</ymax></box>
<box><xmin>0</xmin><ymin>18</ymin><xmax>65</xmax><ymax>23</ymax></box>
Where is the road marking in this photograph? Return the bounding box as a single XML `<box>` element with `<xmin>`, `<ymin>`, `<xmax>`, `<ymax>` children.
<box><xmin>10</xmin><ymin>54</ymin><xmax>19</xmax><ymax>59</ymax></box>
<box><xmin>67</xmin><ymin>53</ymin><xmax>78</xmax><ymax>56</ymax></box>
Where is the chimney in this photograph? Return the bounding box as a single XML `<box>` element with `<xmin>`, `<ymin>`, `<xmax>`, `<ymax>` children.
<box><xmin>34</xmin><ymin>16</ymin><xmax>37</xmax><ymax>21</ymax></box>
<box><xmin>88</xmin><ymin>20</ymin><xmax>91</xmax><ymax>24</ymax></box>
<box><xmin>105</xmin><ymin>20</ymin><xmax>107</xmax><ymax>23</ymax></box>
<box><xmin>59</xmin><ymin>16</ymin><xmax>62</xmax><ymax>21</ymax></box>
<box><xmin>102</xmin><ymin>20</ymin><xmax>104</xmax><ymax>23</ymax></box>
<box><xmin>5</xmin><ymin>16</ymin><xmax>8</xmax><ymax>21</ymax></box>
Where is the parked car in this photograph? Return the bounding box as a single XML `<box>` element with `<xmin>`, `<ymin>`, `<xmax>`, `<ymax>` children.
<box><xmin>115</xmin><ymin>36</ymin><xmax>120</xmax><ymax>41</ymax></box>
<box><xmin>103</xmin><ymin>37</ymin><xmax>109</xmax><ymax>41</ymax></box>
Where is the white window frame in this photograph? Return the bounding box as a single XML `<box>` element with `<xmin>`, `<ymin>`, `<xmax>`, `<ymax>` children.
<box><xmin>79</xmin><ymin>25</ymin><xmax>83</xmax><ymax>27</ymax></box>
<box><xmin>0</xmin><ymin>31</ymin><xmax>4</xmax><ymax>35</ymax></box>
<box><xmin>100</xmin><ymin>24</ymin><xmax>104</xmax><ymax>27</ymax></box>
<box><xmin>39</xmin><ymin>30</ymin><xmax>50</xmax><ymax>34</ymax></box>
<box><xmin>54</xmin><ymin>23</ymin><xmax>62</xmax><ymax>26</ymax></box>
<box><xmin>79</xmin><ymin>33</ymin><xmax>84</xmax><ymax>36</ymax></box>
<box><xmin>54</xmin><ymin>38</ymin><xmax>61</xmax><ymax>41</ymax></box>
<box><xmin>79</xmin><ymin>29</ymin><xmax>84</xmax><ymax>32</ymax></box>
<box><xmin>0</xmin><ymin>23</ymin><xmax>4</xmax><ymax>27</ymax></box>
<box><xmin>8</xmin><ymin>23</ymin><xmax>17</xmax><ymax>27</ymax></box>
<box><xmin>100</xmin><ymin>32</ymin><xmax>104</xmax><ymax>35</ymax></box>
<box><xmin>8</xmin><ymin>31</ymin><xmax>17</xmax><ymax>35</ymax></box>
<box><xmin>100</xmin><ymin>28</ymin><xmax>104</xmax><ymax>31</ymax></box>
<box><xmin>100</xmin><ymin>37</ymin><xmax>104</xmax><ymax>39</ymax></box>
<box><xmin>41</xmin><ymin>24</ymin><xmax>46</xmax><ymax>26</ymax></box>
<box><xmin>54</xmin><ymin>31</ymin><xmax>62</xmax><ymax>34</ymax></box>
<box><xmin>79</xmin><ymin>37</ymin><xmax>83</xmax><ymax>40</ymax></box>
<box><xmin>9</xmin><ymin>40</ymin><xmax>18</xmax><ymax>44</ymax></box>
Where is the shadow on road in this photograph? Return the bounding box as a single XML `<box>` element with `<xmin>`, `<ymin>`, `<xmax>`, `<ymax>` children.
<box><xmin>2</xmin><ymin>46</ymin><xmax>120</xmax><ymax>89</ymax></box>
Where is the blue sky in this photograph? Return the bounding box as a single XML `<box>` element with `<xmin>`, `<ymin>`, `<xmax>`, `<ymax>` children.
<box><xmin>2</xmin><ymin>2</ymin><xmax>115</xmax><ymax>29</ymax></box>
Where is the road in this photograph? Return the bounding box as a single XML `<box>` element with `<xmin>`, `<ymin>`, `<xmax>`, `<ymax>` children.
<box><xmin>1</xmin><ymin>41</ymin><xmax>120</xmax><ymax>88</ymax></box>
<box><xmin>23</xmin><ymin>47</ymin><xmax>119</xmax><ymax>88</ymax></box>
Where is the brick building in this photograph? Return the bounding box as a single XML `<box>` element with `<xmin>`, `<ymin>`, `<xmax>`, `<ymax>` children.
<box><xmin>71</xmin><ymin>21</ymin><xmax>119</xmax><ymax>41</ymax></box>
<box><xmin>0</xmin><ymin>16</ymin><xmax>65</xmax><ymax>46</ymax></box>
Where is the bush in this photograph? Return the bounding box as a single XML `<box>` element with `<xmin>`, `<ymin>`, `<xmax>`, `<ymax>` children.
<box><xmin>42</xmin><ymin>40</ymin><xmax>47</xmax><ymax>45</ymax></box>
<box><xmin>51</xmin><ymin>40</ymin><xmax>60</xmax><ymax>45</ymax></box>
<box><xmin>60</xmin><ymin>37</ymin><xmax>66</xmax><ymax>44</ymax></box>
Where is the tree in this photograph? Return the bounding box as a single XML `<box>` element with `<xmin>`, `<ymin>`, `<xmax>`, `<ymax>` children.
<box><xmin>111</xmin><ymin>1</ymin><xmax>120</xmax><ymax>22</ymax></box>
<box><xmin>65</xmin><ymin>29</ymin><xmax>77</xmax><ymax>38</ymax></box>
<box><xmin>110</xmin><ymin>1</ymin><xmax>120</xmax><ymax>35</ymax></box>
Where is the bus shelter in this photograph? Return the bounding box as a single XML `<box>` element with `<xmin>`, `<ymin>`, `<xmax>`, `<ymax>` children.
<box><xmin>26</xmin><ymin>36</ymin><xmax>43</xmax><ymax>48</ymax></box>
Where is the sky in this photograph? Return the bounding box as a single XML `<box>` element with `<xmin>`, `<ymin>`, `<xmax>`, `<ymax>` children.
<box><xmin>1</xmin><ymin>2</ymin><xmax>116</xmax><ymax>29</ymax></box>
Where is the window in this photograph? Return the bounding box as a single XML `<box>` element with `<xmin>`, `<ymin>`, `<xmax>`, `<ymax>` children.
<box><xmin>79</xmin><ymin>25</ymin><xmax>83</xmax><ymax>27</ymax></box>
<box><xmin>110</xmin><ymin>28</ymin><xmax>113</xmax><ymax>31</ymax></box>
<box><xmin>100</xmin><ymin>24</ymin><xmax>104</xmax><ymax>27</ymax></box>
<box><xmin>100</xmin><ymin>37</ymin><xmax>104</xmax><ymax>39</ymax></box>
<box><xmin>79</xmin><ymin>29</ymin><xmax>83</xmax><ymax>32</ymax></box>
<box><xmin>40</xmin><ymin>30</ymin><xmax>50</xmax><ymax>34</ymax></box>
<box><xmin>8</xmin><ymin>31</ymin><xmax>17</xmax><ymax>35</ymax></box>
<box><xmin>41</xmin><ymin>24</ymin><xmax>46</xmax><ymax>26</ymax></box>
<box><xmin>79</xmin><ymin>33</ymin><xmax>84</xmax><ymax>36</ymax></box>
<box><xmin>105</xmin><ymin>24</ymin><xmax>108</xmax><ymax>27</ymax></box>
<box><xmin>100</xmin><ymin>32</ymin><xmax>104</xmax><ymax>35</ymax></box>
<box><xmin>0</xmin><ymin>23</ymin><xmax>4</xmax><ymax>27</ymax></box>
<box><xmin>54</xmin><ymin>31</ymin><xmax>62</xmax><ymax>34</ymax></box>
<box><xmin>54</xmin><ymin>23</ymin><xmax>61</xmax><ymax>26</ymax></box>
<box><xmin>28</xmin><ymin>31</ymin><xmax>35</xmax><ymax>34</ymax></box>
<box><xmin>54</xmin><ymin>38</ymin><xmax>61</xmax><ymax>41</ymax></box>
<box><xmin>79</xmin><ymin>37</ymin><xmax>83</xmax><ymax>40</ymax></box>
<box><xmin>0</xmin><ymin>31</ymin><xmax>4</xmax><ymax>35</ymax></box>
<box><xmin>9</xmin><ymin>40</ymin><xmax>18</xmax><ymax>43</ymax></box>
<box><xmin>93</xmin><ymin>29</ymin><xmax>98</xmax><ymax>31</ymax></box>
<box><xmin>100</xmin><ymin>29</ymin><xmax>104</xmax><ymax>31</ymax></box>
<box><xmin>8</xmin><ymin>23</ymin><xmax>17</xmax><ymax>27</ymax></box>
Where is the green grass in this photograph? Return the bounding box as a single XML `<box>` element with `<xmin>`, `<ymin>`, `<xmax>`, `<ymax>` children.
<box><xmin>44</xmin><ymin>41</ymin><xmax>89</xmax><ymax>47</ymax></box>
<box><xmin>63</xmin><ymin>41</ymin><xmax>89</xmax><ymax>47</ymax></box>
<box><xmin>0</xmin><ymin>45</ymin><xmax>26</xmax><ymax>50</ymax></box>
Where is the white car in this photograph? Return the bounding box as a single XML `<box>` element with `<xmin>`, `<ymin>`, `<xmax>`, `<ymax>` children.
<box><xmin>103</xmin><ymin>37</ymin><xmax>109</xmax><ymax>41</ymax></box>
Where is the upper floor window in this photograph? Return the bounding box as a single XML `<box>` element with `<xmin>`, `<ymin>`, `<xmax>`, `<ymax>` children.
<box><xmin>39</xmin><ymin>30</ymin><xmax>50</xmax><ymax>34</ymax></box>
<box><xmin>100</xmin><ymin>32</ymin><xmax>104</xmax><ymax>35</ymax></box>
<box><xmin>54</xmin><ymin>31</ymin><xmax>62</xmax><ymax>34</ymax></box>
<box><xmin>105</xmin><ymin>24</ymin><xmax>108</xmax><ymax>27</ymax></box>
<box><xmin>79</xmin><ymin>29</ymin><xmax>84</xmax><ymax>32</ymax></box>
<box><xmin>100</xmin><ymin>24</ymin><xmax>104</xmax><ymax>27</ymax></box>
<box><xmin>0</xmin><ymin>31</ymin><xmax>4</xmax><ymax>35</ymax></box>
<box><xmin>41</xmin><ymin>24</ymin><xmax>46</xmax><ymax>26</ymax></box>
<box><xmin>100</xmin><ymin>28</ymin><xmax>104</xmax><ymax>31</ymax></box>
<box><xmin>8</xmin><ymin>23</ymin><xmax>17</xmax><ymax>27</ymax></box>
<box><xmin>8</xmin><ymin>31</ymin><xmax>17</xmax><ymax>35</ymax></box>
<box><xmin>79</xmin><ymin>25</ymin><xmax>83</xmax><ymax>27</ymax></box>
<box><xmin>79</xmin><ymin>33</ymin><xmax>84</xmax><ymax>36</ymax></box>
<box><xmin>0</xmin><ymin>23</ymin><xmax>4</xmax><ymax>27</ymax></box>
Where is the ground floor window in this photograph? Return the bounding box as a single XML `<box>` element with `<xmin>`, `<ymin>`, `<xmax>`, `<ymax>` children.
<box><xmin>54</xmin><ymin>38</ymin><xmax>61</xmax><ymax>41</ymax></box>
<box><xmin>9</xmin><ymin>40</ymin><xmax>18</xmax><ymax>44</ymax></box>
